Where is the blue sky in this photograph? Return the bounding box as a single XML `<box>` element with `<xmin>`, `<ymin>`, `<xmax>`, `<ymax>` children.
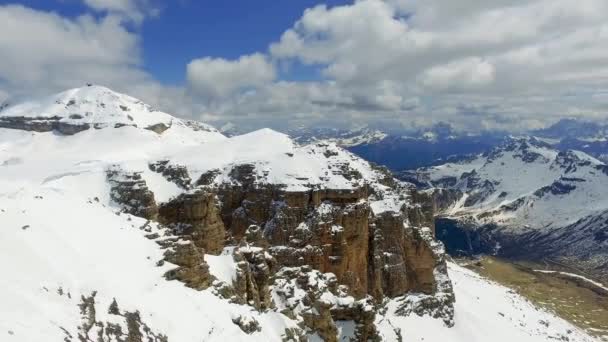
<box><xmin>1</xmin><ymin>0</ymin><xmax>607</xmax><ymax>132</ymax></box>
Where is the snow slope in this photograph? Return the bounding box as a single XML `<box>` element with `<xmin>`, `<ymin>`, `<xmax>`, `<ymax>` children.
<box><xmin>378</xmin><ymin>263</ymin><xmax>597</xmax><ymax>342</ymax></box>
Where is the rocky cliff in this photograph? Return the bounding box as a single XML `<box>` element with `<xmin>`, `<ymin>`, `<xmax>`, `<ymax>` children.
<box><xmin>107</xmin><ymin>139</ymin><xmax>455</xmax><ymax>339</ymax></box>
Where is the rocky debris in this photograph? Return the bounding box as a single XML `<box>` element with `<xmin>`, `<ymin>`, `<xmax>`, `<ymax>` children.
<box><xmin>272</xmin><ymin>266</ymin><xmax>380</xmax><ymax>342</ymax></box>
<box><xmin>195</xmin><ymin>169</ymin><xmax>222</xmax><ymax>187</ymax></box>
<box><xmin>149</xmin><ymin>160</ymin><xmax>192</xmax><ymax>189</ymax></box>
<box><xmin>280</xmin><ymin>327</ymin><xmax>307</xmax><ymax>342</ymax></box>
<box><xmin>69</xmin><ymin>292</ymin><xmax>168</xmax><ymax>342</ymax></box>
<box><xmin>158</xmin><ymin>190</ymin><xmax>225</xmax><ymax>255</ymax></box>
<box><xmin>183</xmin><ymin>119</ymin><xmax>219</xmax><ymax>132</ymax></box>
<box><xmin>0</xmin><ymin>115</ymin><xmax>90</xmax><ymax>135</ymax></box>
<box><xmin>231</xmin><ymin>314</ymin><xmax>262</xmax><ymax>334</ymax></box>
<box><xmin>107</xmin><ymin>166</ymin><xmax>158</xmax><ymax>219</ymax></box>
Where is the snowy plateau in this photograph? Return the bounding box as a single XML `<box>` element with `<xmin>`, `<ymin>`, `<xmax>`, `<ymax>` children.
<box><xmin>0</xmin><ymin>86</ymin><xmax>597</xmax><ymax>341</ymax></box>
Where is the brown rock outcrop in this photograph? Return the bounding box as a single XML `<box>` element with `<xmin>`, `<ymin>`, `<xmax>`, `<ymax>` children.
<box><xmin>231</xmin><ymin>244</ymin><xmax>276</xmax><ymax>310</ymax></box>
<box><xmin>158</xmin><ymin>190</ymin><xmax>225</xmax><ymax>255</ymax></box>
<box><xmin>69</xmin><ymin>292</ymin><xmax>168</xmax><ymax>342</ymax></box>
<box><xmin>149</xmin><ymin>160</ymin><xmax>192</xmax><ymax>189</ymax></box>
<box><xmin>162</xmin><ymin>240</ymin><xmax>213</xmax><ymax>290</ymax></box>
<box><xmin>106</xmin><ymin>167</ymin><xmax>158</xmax><ymax>219</ymax></box>
<box><xmin>272</xmin><ymin>266</ymin><xmax>381</xmax><ymax>342</ymax></box>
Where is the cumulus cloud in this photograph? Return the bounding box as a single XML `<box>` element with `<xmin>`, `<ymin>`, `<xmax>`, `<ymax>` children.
<box><xmin>186</xmin><ymin>53</ymin><xmax>276</xmax><ymax>99</ymax></box>
<box><xmin>419</xmin><ymin>57</ymin><xmax>496</xmax><ymax>92</ymax></box>
<box><xmin>0</xmin><ymin>4</ymin><xmax>191</xmax><ymax>119</ymax></box>
<box><xmin>237</xmin><ymin>0</ymin><xmax>603</xmax><ymax>131</ymax></box>
<box><xmin>0</xmin><ymin>5</ymin><xmax>142</xmax><ymax>95</ymax></box>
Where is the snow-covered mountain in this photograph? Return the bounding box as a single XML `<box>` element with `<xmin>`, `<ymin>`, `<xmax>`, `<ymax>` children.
<box><xmin>410</xmin><ymin>137</ymin><xmax>608</xmax><ymax>283</ymax></box>
<box><xmin>287</xmin><ymin>126</ymin><xmax>388</xmax><ymax>147</ymax></box>
<box><xmin>533</xmin><ymin>119</ymin><xmax>608</xmax><ymax>163</ymax></box>
<box><xmin>0</xmin><ymin>87</ymin><xmax>596</xmax><ymax>341</ymax></box>
<box><xmin>284</xmin><ymin>125</ymin><xmax>506</xmax><ymax>171</ymax></box>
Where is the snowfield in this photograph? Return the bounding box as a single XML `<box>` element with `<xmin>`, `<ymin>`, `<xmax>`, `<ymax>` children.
<box><xmin>0</xmin><ymin>87</ymin><xmax>598</xmax><ymax>341</ymax></box>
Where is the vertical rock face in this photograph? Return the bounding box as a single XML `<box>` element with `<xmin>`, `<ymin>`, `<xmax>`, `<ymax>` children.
<box><xmin>157</xmin><ymin>190</ymin><xmax>226</xmax><ymax>255</ymax></box>
<box><xmin>162</xmin><ymin>240</ymin><xmax>213</xmax><ymax>290</ymax></box>
<box><xmin>368</xmin><ymin>208</ymin><xmax>438</xmax><ymax>298</ymax></box>
<box><xmin>193</xmin><ymin>164</ymin><xmax>449</xmax><ymax>303</ymax></box>
<box><xmin>210</xmin><ymin>176</ymin><xmax>373</xmax><ymax>297</ymax></box>
<box><xmin>231</xmin><ymin>245</ymin><xmax>276</xmax><ymax>310</ymax></box>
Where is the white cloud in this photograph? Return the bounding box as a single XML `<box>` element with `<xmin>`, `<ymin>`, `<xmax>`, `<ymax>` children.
<box><xmin>261</xmin><ymin>0</ymin><xmax>608</xmax><ymax>131</ymax></box>
<box><xmin>0</xmin><ymin>4</ymin><xmax>191</xmax><ymax>120</ymax></box>
<box><xmin>83</xmin><ymin>0</ymin><xmax>158</xmax><ymax>23</ymax></box>
<box><xmin>420</xmin><ymin>57</ymin><xmax>496</xmax><ymax>92</ymax></box>
<box><xmin>0</xmin><ymin>5</ymin><xmax>140</xmax><ymax>94</ymax></box>
<box><xmin>186</xmin><ymin>53</ymin><xmax>276</xmax><ymax>99</ymax></box>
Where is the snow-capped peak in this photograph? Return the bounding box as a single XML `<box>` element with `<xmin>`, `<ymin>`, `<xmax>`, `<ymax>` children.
<box><xmin>0</xmin><ymin>85</ymin><xmax>220</xmax><ymax>135</ymax></box>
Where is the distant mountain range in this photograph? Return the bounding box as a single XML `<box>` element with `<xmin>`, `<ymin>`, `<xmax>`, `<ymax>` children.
<box><xmin>265</xmin><ymin>119</ymin><xmax>608</xmax><ymax>171</ymax></box>
<box><xmin>405</xmin><ymin>137</ymin><xmax>608</xmax><ymax>283</ymax></box>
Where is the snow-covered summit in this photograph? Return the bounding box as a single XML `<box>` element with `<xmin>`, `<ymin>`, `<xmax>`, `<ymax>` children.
<box><xmin>0</xmin><ymin>85</ymin><xmax>222</xmax><ymax>136</ymax></box>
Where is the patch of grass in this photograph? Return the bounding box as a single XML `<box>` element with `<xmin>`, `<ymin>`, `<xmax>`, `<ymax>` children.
<box><xmin>461</xmin><ymin>256</ymin><xmax>608</xmax><ymax>339</ymax></box>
